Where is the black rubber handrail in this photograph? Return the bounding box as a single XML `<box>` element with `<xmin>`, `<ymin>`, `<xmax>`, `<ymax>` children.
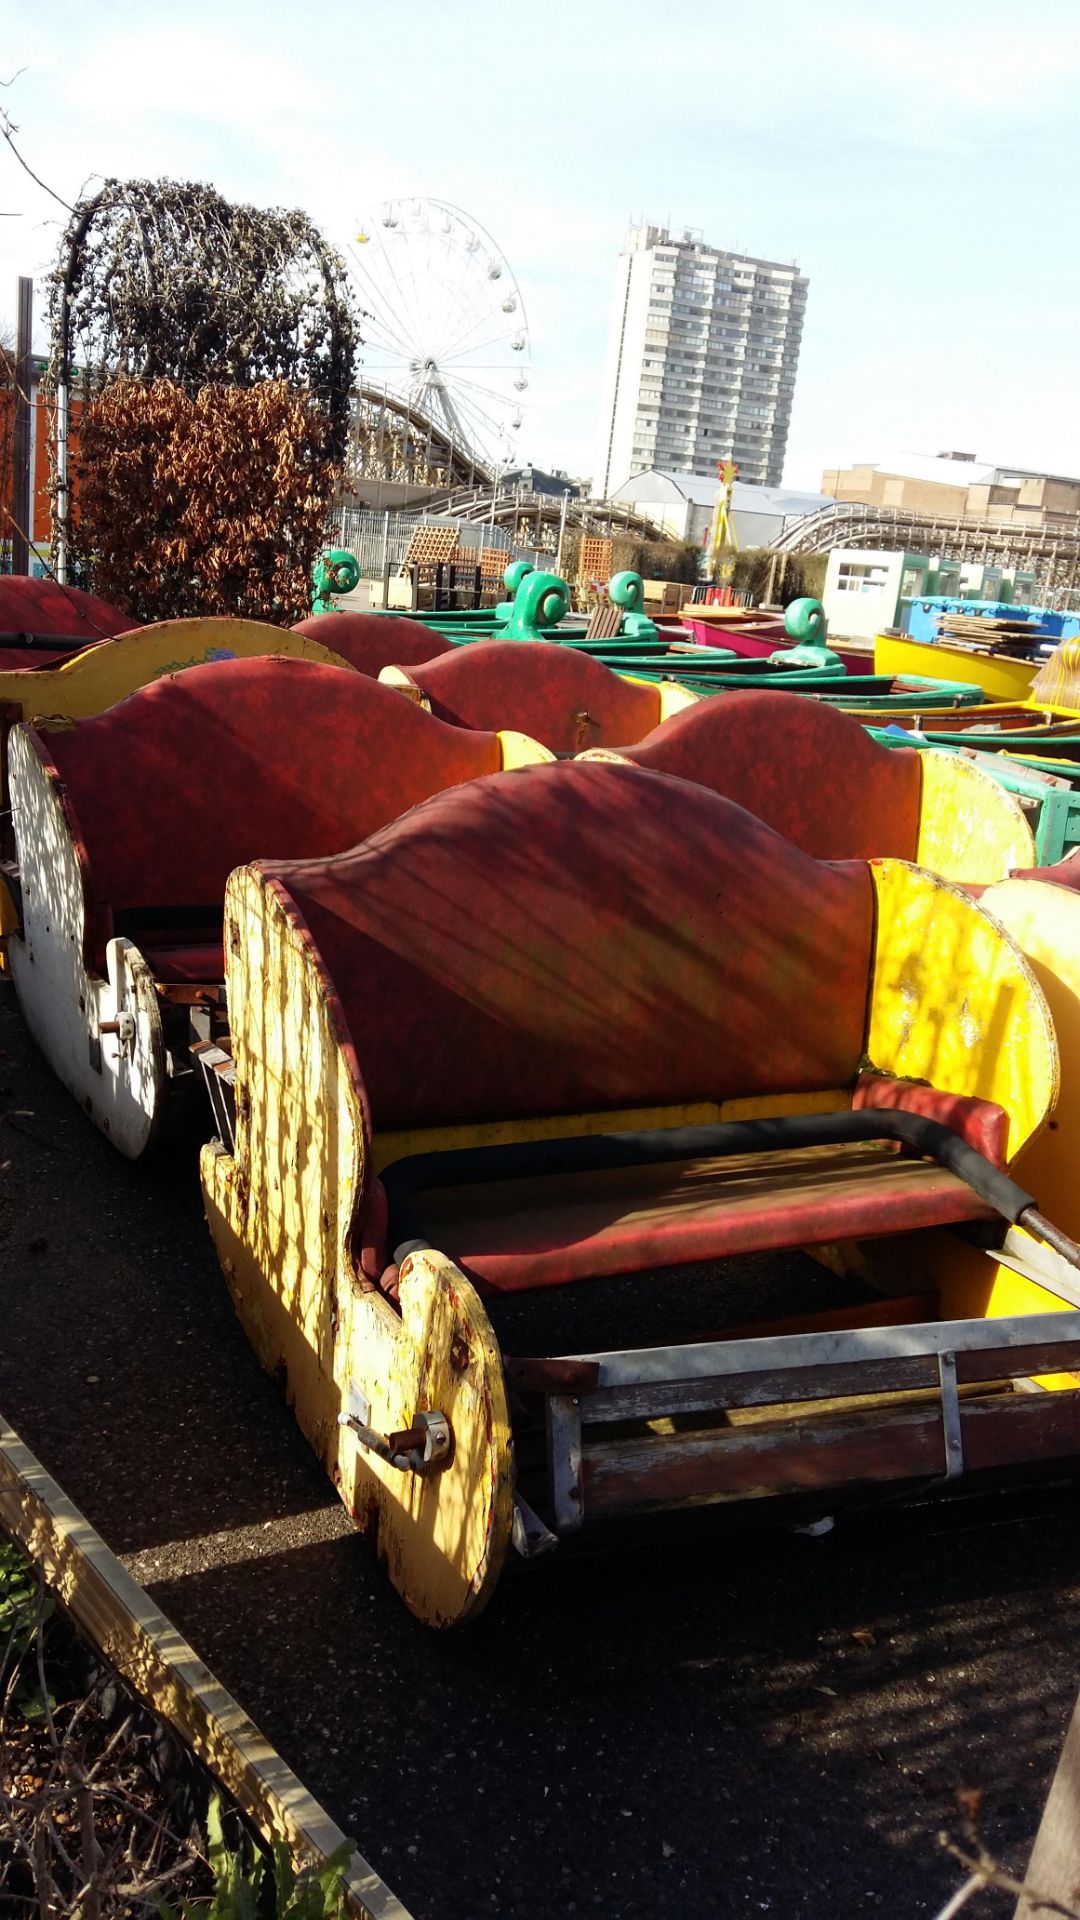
<box><xmin>0</xmin><ymin>631</ymin><xmax>88</xmax><ymax>651</ymax></box>
<box><xmin>384</xmin><ymin>1109</ymin><xmax>1038</xmax><ymax>1266</ymax></box>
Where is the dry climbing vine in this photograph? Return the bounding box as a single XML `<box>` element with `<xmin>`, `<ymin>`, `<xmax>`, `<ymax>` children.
<box><xmin>49</xmin><ymin>179</ymin><xmax>357</xmax><ymax>444</ymax></box>
<box><xmin>46</xmin><ymin>178</ymin><xmax>360</xmax><ymax>618</ymax></box>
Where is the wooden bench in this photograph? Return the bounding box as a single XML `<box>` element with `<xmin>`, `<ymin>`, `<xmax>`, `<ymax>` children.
<box><xmin>202</xmin><ymin>759</ymin><xmax>1076</xmax><ymax>1627</ymax></box>
<box><xmin>8</xmin><ymin>655</ymin><xmax>550</xmax><ymax>1157</ymax></box>
<box><xmin>0</xmin><ymin>615</ymin><xmax>349</xmax><ymax>734</ymax></box>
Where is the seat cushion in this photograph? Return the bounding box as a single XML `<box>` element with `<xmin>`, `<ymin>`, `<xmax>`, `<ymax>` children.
<box><xmin>141</xmin><ymin>942</ymin><xmax>224</xmax><ymax>984</ymax></box>
<box><xmin>403</xmin><ymin>1142</ymin><xmax>997</xmax><ymax>1293</ymax></box>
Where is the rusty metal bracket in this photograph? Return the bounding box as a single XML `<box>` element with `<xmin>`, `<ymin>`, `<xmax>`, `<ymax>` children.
<box><xmin>99</xmin><ymin>1011</ymin><xmax>136</xmax><ymax>1048</ymax></box>
<box><xmin>337</xmin><ymin>1407</ymin><xmax>451</xmax><ymax>1476</ymax></box>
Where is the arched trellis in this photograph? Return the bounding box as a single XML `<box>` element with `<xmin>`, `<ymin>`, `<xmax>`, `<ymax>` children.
<box><xmin>47</xmin><ymin>178</ymin><xmax>360</xmax><ymax>576</ymax></box>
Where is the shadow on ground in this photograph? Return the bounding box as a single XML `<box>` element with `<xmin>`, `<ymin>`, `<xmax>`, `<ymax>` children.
<box><xmin>1</xmin><ymin>983</ymin><xmax>1076</xmax><ymax>1918</ymax></box>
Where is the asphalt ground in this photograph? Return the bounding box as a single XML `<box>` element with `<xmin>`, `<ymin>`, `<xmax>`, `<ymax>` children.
<box><xmin>1</xmin><ymin>978</ymin><xmax>1079</xmax><ymax>1918</ymax></box>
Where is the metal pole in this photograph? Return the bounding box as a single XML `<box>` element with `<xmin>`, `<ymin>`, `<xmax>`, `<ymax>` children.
<box><xmin>379</xmin><ymin>509</ymin><xmax>390</xmax><ymax>608</ymax></box>
<box><xmin>55</xmin><ymin>376</ymin><xmax>69</xmax><ymax>584</ymax></box>
<box><xmin>10</xmin><ymin>276</ymin><xmax>32</xmax><ymax>576</ymax></box>
<box><xmin>555</xmin><ymin>488</ymin><xmax>569</xmax><ymax>577</ymax></box>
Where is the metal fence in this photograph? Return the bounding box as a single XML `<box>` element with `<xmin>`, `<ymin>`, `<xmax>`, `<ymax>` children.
<box><xmin>325</xmin><ymin>506</ymin><xmax>550</xmax><ymax>582</ymax></box>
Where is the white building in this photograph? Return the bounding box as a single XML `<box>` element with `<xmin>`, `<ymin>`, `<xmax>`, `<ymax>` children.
<box><xmin>608</xmin><ymin>468</ymin><xmax>833</xmax><ymax>553</ymax></box>
<box><xmin>593</xmin><ymin>224</ymin><xmax>808</xmax><ymax>500</ymax></box>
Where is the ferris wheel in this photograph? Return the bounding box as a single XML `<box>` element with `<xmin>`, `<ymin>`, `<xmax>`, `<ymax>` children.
<box><xmin>347</xmin><ymin>198</ymin><xmax>531</xmax><ymax>473</ymax></box>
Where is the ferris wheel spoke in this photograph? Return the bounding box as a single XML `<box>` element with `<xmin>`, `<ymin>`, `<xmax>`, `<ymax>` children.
<box><xmin>442</xmin><ymin>331</ymin><xmax>522</xmax><ymax>368</ymax></box>
<box><xmin>449</xmin><ymin>385</ymin><xmax>513</xmax><ymax>442</ymax></box>
<box><xmin>348</xmin><ymin>250</ymin><xmax>420</xmax><ymax>362</ymax></box>
<box><xmin>358</xmin><ymin>318</ymin><xmax>417</xmax><ymax>364</ymax></box>
<box><xmin>435</xmin><ymin>301</ymin><xmax>516</xmax><ymax>363</ymax></box>
<box><xmin>352</xmin><ymin>297</ymin><xmax>415</xmax><ymax>364</ymax></box>
<box><xmin>425</xmin><ymin>277</ymin><xmax>510</xmax><ymax>358</ymax></box>
<box><xmin>448</xmin><ymin>370</ymin><xmax>517</xmax><ymax>402</ymax></box>
<box><xmin>392</xmin><ymin>258</ymin><xmax>436</xmax><ymax>357</ymax></box>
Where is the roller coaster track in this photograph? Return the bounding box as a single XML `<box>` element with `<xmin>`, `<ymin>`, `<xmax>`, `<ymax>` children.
<box><xmin>774</xmin><ymin>500</ymin><xmax>1080</xmax><ymax>589</ymax></box>
<box><xmin>414</xmin><ymin>484</ymin><xmax>665</xmax><ymax>542</ymax></box>
<box><xmin>350</xmin><ymin>387</ymin><xmax>491</xmax><ymax>491</ymax></box>
<box><xmin>348</xmin><ymin>394</ymin><xmax>669</xmax><ymax>541</ymax></box>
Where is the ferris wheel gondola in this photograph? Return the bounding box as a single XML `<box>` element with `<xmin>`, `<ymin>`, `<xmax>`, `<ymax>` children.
<box><xmin>347</xmin><ymin>198</ymin><xmax>532</xmax><ymax>473</ymax></box>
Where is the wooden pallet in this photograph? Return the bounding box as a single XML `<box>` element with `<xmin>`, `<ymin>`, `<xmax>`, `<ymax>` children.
<box><xmin>577</xmin><ymin>536</ymin><xmax>613</xmax><ymax>586</ymax></box>
<box><xmin>397</xmin><ymin>525</ymin><xmax>459</xmax><ymax>576</ymax></box>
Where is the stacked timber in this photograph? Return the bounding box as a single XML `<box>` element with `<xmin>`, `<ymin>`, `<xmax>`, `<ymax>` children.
<box><xmin>937</xmin><ymin>613</ymin><xmax>1046</xmax><ymax>653</ymax></box>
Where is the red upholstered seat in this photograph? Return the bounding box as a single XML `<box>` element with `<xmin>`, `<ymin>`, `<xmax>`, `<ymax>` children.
<box><xmin>141</xmin><ymin>943</ymin><xmax>225</xmax><ymax>983</ymax></box>
<box><xmin>0</xmin><ymin>580</ymin><xmax>135</xmax><ymax>642</ymax></box>
<box><xmin>0</xmin><ymin>646</ymin><xmax>73</xmax><ymax>670</ymax></box>
<box><xmin>254</xmin><ymin>763</ymin><xmax>999</xmax><ymax>1292</ymax></box>
<box><xmin>408</xmin><ymin>1146</ymin><xmax>996</xmax><ymax>1291</ymax></box>
<box><xmin>28</xmin><ymin>656</ymin><xmax>507</xmax><ymax>974</ymax></box>
<box><xmin>390</xmin><ymin>640</ymin><xmax>665</xmax><ymax>750</ymax></box>
<box><xmin>263</xmin><ymin>762</ymin><xmax>875</xmax><ymax>1131</ymax></box>
<box><xmin>291</xmin><ymin>611</ymin><xmax>454</xmax><ymax>676</ymax></box>
<box><xmin>602</xmin><ymin>691</ymin><xmax>923</xmax><ymax>861</ymax></box>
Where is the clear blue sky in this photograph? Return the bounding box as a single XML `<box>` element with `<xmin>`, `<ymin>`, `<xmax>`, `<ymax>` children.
<box><xmin>2</xmin><ymin>0</ymin><xmax>1078</xmax><ymax>489</ymax></box>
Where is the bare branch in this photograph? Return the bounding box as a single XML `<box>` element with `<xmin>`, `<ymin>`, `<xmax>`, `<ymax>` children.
<box><xmin>0</xmin><ymin>112</ymin><xmax>72</xmax><ymax>212</ymax></box>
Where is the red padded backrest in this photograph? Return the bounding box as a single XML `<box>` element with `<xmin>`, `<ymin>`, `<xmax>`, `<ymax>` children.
<box><xmin>33</xmin><ymin>657</ymin><xmax>503</xmax><ymax>925</ymax></box>
<box><xmin>262</xmin><ymin>762</ymin><xmax>875</xmax><ymax>1131</ymax></box>
<box><xmin>0</xmin><ymin>646</ymin><xmax>73</xmax><ymax>669</ymax></box>
<box><xmin>395</xmin><ymin>640</ymin><xmax>663</xmax><ymax>750</ymax></box>
<box><xmin>291</xmin><ymin>611</ymin><xmax>454</xmax><ymax>675</ymax></box>
<box><xmin>0</xmin><ymin>579</ymin><xmax>135</xmax><ymax>641</ymax></box>
<box><xmin>611</xmin><ymin>691</ymin><xmax>923</xmax><ymax>860</ymax></box>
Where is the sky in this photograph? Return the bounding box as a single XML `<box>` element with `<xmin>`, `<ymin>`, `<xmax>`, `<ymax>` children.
<box><xmin>1</xmin><ymin>0</ymin><xmax>1079</xmax><ymax>491</ymax></box>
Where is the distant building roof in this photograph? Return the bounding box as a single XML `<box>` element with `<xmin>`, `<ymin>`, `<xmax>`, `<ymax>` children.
<box><xmin>609</xmin><ymin>468</ymin><xmax>834</xmax><ymax>516</ymax></box>
<box><xmin>836</xmin><ymin>453</ymin><xmax>1080</xmax><ymax>491</ymax></box>
<box><xmin>843</xmin><ymin>453</ymin><xmax>997</xmax><ymax>488</ymax></box>
<box><xmin>501</xmin><ymin>465</ymin><xmax>579</xmax><ymax>498</ymax></box>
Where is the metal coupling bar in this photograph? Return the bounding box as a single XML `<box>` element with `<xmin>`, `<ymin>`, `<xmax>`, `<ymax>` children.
<box><xmin>337</xmin><ymin>1407</ymin><xmax>451</xmax><ymax>1475</ymax></box>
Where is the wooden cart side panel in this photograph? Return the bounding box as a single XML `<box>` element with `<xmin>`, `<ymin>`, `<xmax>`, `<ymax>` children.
<box><xmin>1018</xmin><ymin>1685</ymin><xmax>1080</xmax><ymax>1916</ymax></box>
<box><xmin>7</xmin><ymin>727</ymin><xmax>165</xmax><ymax>1157</ymax></box>
<box><xmin>0</xmin><ymin>617</ymin><xmax>350</xmax><ymax>721</ymax></box>
<box><xmin>203</xmin><ymin>867</ymin><xmax>512</xmax><ymax>1627</ymax></box>
<box><xmin>377</xmin><ymin>641</ymin><xmax>678</xmax><ymax>750</ymax></box>
<box><xmin>915</xmin><ymin>749</ymin><xmax>1036</xmax><ymax>884</ymax></box>
<box><xmin>577</xmin><ymin>691</ymin><xmax>925</xmax><ymax>864</ymax></box>
<box><xmin>866</xmin><ymin>860</ymin><xmax>1058</xmax><ymax>1163</ymax></box>
<box><xmin>980</xmin><ymin>879</ymin><xmax>1080</xmax><ymax>1240</ymax></box>
<box><xmin>496</xmin><ymin>729</ymin><xmax>556</xmax><ymax>768</ymax></box>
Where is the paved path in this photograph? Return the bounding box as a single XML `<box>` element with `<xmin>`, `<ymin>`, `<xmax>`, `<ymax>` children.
<box><xmin>0</xmin><ymin>982</ymin><xmax>1076</xmax><ymax>1918</ymax></box>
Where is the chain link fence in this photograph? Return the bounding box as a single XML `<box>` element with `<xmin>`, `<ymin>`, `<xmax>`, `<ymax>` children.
<box><xmin>325</xmin><ymin>506</ymin><xmax>550</xmax><ymax>584</ymax></box>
